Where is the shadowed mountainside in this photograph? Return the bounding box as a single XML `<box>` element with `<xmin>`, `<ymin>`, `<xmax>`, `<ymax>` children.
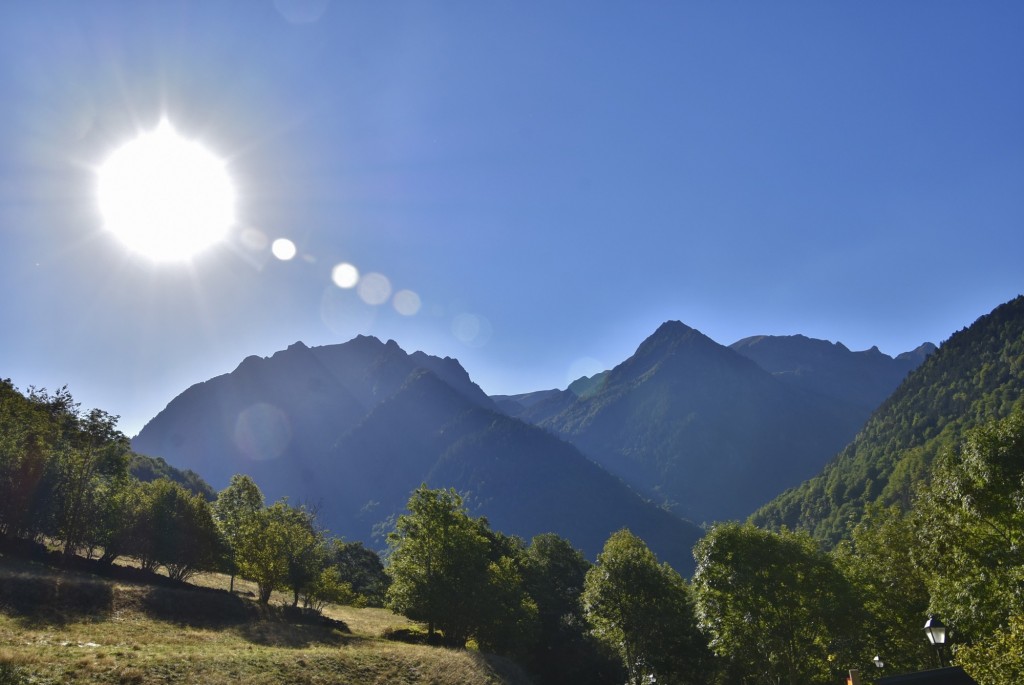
<box><xmin>132</xmin><ymin>336</ymin><xmax>703</xmax><ymax>572</ymax></box>
<box><xmin>496</xmin><ymin>322</ymin><xmax>931</xmax><ymax>524</ymax></box>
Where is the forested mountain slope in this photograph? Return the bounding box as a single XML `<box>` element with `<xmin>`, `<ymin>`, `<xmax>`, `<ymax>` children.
<box><xmin>752</xmin><ymin>294</ymin><xmax>1024</xmax><ymax>543</ymax></box>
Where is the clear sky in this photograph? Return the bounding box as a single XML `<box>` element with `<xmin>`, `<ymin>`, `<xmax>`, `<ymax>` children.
<box><xmin>1</xmin><ymin>1</ymin><xmax>1022</xmax><ymax>437</ymax></box>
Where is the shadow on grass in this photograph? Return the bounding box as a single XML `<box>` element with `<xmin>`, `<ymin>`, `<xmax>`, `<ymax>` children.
<box><xmin>234</xmin><ymin>619</ymin><xmax>352</xmax><ymax>648</ymax></box>
<box><xmin>1</xmin><ymin>547</ymin><xmax>351</xmax><ymax>646</ymax></box>
<box><xmin>465</xmin><ymin>651</ymin><xmax>534</xmax><ymax>685</ymax></box>
<box><xmin>0</xmin><ymin>569</ymin><xmax>114</xmax><ymax>627</ymax></box>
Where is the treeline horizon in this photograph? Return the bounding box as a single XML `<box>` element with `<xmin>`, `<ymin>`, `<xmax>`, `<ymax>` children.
<box><xmin>2</xmin><ymin>378</ymin><xmax>1022</xmax><ymax>685</ymax></box>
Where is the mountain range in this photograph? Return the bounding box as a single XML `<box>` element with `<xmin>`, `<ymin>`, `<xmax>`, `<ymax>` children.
<box><xmin>132</xmin><ymin>336</ymin><xmax>702</xmax><ymax>572</ymax></box>
<box><xmin>492</xmin><ymin>322</ymin><xmax>932</xmax><ymax>523</ymax></box>
<box><xmin>133</xmin><ymin>319</ymin><xmax>936</xmax><ymax>571</ymax></box>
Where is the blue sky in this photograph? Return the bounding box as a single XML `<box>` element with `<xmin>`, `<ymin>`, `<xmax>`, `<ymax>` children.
<box><xmin>1</xmin><ymin>1</ymin><xmax>1021</xmax><ymax>437</ymax></box>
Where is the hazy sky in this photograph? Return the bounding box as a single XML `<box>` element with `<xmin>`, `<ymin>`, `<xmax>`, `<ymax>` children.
<box><xmin>2</xmin><ymin>2</ymin><xmax>1022</xmax><ymax>437</ymax></box>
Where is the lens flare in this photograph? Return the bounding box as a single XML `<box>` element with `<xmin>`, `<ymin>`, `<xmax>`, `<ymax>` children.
<box><xmin>233</xmin><ymin>403</ymin><xmax>291</xmax><ymax>461</ymax></box>
<box><xmin>358</xmin><ymin>272</ymin><xmax>392</xmax><ymax>305</ymax></box>
<box><xmin>271</xmin><ymin>238</ymin><xmax>297</xmax><ymax>260</ymax></box>
<box><xmin>452</xmin><ymin>313</ymin><xmax>493</xmax><ymax>348</ymax></box>
<box><xmin>332</xmin><ymin>262</ymin><xmax>360</xmax><ymax>288</ymax></box>
<box><xmin>393</xmin><ymin>289</ymin><xmax>422</xmax><ymax>316</ymax></box>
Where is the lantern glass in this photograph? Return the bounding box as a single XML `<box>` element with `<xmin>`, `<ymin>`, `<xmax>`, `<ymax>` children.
<box><xmin>924</xmin><ymin>615</ymin><xmax>947</xmax><ymax>646</ymax></box>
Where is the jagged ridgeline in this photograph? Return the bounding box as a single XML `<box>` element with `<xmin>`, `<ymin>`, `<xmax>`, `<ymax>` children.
<box><xmin>752</xmin><ymin>294</ymin><xmax>1024</xmax><ymax>544</ymax></box>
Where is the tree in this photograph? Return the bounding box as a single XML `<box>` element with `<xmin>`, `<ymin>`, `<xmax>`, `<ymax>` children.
<box><xmin>146</xmin><ymin>479</ymin><xmax>222</xmax><ymax>582</ymax></box>
<box><xmin>278</xmin><ymin>504</ymin><xmax>325</xmax><ymax>607</ymax></box>
<box><xmin>92</xmin><ymin>477</ymin><xmax>145</xmax><ymax>566</ymax></box>
<box><xmin>914</xmin><ymin>409</ymin><xmax>1024</xmax><ymax>642</ymax></box>
<box><xmin>50</xmin><ymin>407</ymin><xmax>131</xmax><ymax>558</ymax></box>
<box><xmin>302</xmin><ymin>565</ymin><xmax>359</xmax><ymax>612</ymax></box>
<box><xmin>474</xmin><ymin>555</ymin><xmax>540</xmax><ymax>659</ymax></box>
<box><xmin>385</xmin><ymin>485</ymin><xmax>491</xmax><ymax>647</ymax></box>
<box><xmin>213</xmin><ymin>475</ymin><xmax>264</xmax><ymax>592</ymax></box>
<box><xmin>693</xmin><ymin>523</ymin><xmax>864</xmax><ymax>685</ymax></box>
<box><xmin>832</xmin><ymin>504</ymin><xmax>934</xmax><ymax>673</ymax></box>
<box><xmin>522</xmin><ymin>533</ymin><xmax>590</xmax><ymax>633</ymax></box>
<box><xmin>234</xmin><ymin>500</ymin><xmax>324</xmax><ymax>604</ymax></box>
<box><xmin>954</xmin><ymin>612</ymin><xmax>1024</xmax><ymax>684</ymax></box>
<box><xmin>583</xmin><ymin>529</ymin><xmax>707</xmax><ymax>685</ymax></box>
<box><xmin>331</xmin><ymin>540</ymin><xmax>390</xmax><ymax>606</ymax></box>
<box><xmin>0</xmin><ymin>379</ymin><xmax>52</xmax><ymax>540</ymax></box>
<box><xmin>521</xmin><ymin>533</ymin><xmax>623</xmax><ymax>685</ymax></box>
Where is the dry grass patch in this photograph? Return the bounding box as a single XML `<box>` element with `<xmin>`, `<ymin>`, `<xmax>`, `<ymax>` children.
<box><xmin>0</xmin><ymin>553</ymin><xmax>532</xmax><ymax>685</ymax></box>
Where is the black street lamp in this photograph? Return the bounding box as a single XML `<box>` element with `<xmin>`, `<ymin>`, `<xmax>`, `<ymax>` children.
<box><xmin>924</xmin><ymin>614</ymin><xmax>948</xmax><ymax>667</ymax></box>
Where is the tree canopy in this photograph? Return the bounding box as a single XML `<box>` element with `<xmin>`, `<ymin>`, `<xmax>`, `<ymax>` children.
<box><xmin>693</xmin><ymin>522</ymin><xmax>864</xmax><ymax>685</ymax></box>
<box><xmin>583</xmin><ymin>529</ymin><xmax>707</xmax><ymax>685</ymax></box>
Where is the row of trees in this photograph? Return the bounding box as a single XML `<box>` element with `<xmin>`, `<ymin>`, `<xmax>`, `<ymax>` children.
<box><xmin>214</xmin><ymin>474</ymin><xmax>387</xmax><ymax>607</ymax></box>
<box><xmin>4</xmin><ymin>377</ymin><xmax>1021</xmax><ymax>683</ymax></box>
<box><xmin>0</xmin><ymin>381</ymin><xmax>133</xmax><ymax>557</ymax></box>
<box><xmin>0</xmin><ymin>380</ymin><xmax>387</xmax><ymax>609</ymax></box>
<box><xmin>385</xmin><ymin>409</ymin><xmax>1024</xmax><ymax>684</ymax></box>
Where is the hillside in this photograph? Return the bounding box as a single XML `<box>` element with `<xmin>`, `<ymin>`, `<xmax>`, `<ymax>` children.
<box><xmin>507</xmin><ymin>321</ymin><xmax>870</xmax><ymax>524</ymax></box>
<box><xmin>752</xmin><ymin>294</ymin><xmax>1024</xmax><ymax>543</ymax></box>
<box><xmin>132</xmin><ymin>337</ymin><xmax>703</xmax><ymax>572</ymax></box>
<box><xmin>129</xmin><ymin>453</ymin><xmax>216</xmax><ymax>500</ymax></box>
<box><xmin>0</xmin><ymin>551</ymin><xmax>529</xmax><ymax>685</ymax></box>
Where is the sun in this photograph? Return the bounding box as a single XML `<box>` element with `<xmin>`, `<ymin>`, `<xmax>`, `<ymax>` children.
<box><xmin>97</xmin><ymin>119</ymin><xmax>236</xmax><ymax>262</ymax></box>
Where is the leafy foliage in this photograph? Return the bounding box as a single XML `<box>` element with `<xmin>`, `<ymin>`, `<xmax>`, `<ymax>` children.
<box><xmin>0</xmin><ymin>381</ymin><xmax>131</xmax><ymax>556</ymax></box>
<box><xmin>233</xmin><ymin>500</ymin><xmax>321</xmax><ymax>604</ymax></box>
<box><xmin>518</xmin><ymin>533</ymin><xmax>623</xmax><ymax>685</ymax></box>
<box><xmin>914</xmin><ymin>409</ymin><xmax>1024</xmax><ymax>641</ymax></box>
<box><xmin>213</xmin><ymin>474</ymin><xmax>265</xmax><ymax>586</ymax></box>
<box><xmin>831</xmin><ymin>504</ymin><xmax>934</xmax><ymax>673</ymax></box>
<box><xmin>955</xmin><ymin>612</ymin><xmax>1024</xmax><ymax>683</ymax></box>
<box><xmin>385</xmin><ymin>485</ymin><xmax>493</xmax><ymax>646</ymax></box>
<box><xmin>301</xmin><ymin>564</ymin><xmax>359</xmax><ymax>612</ymax></box>
<box><xmin>583</xmin><ymin>529</ymin><xmax>707</xmax><ymax>685</ymax></box>
<box><xmin>129</xmin><ymin>478</ymin><xmax>223</xmax><ymax>581</ymax></box>
<box><xmin>331</xmin><ymin>540</ymin><xmax>390</xmax><ymax>607</ymax></box>
<box><xmin>693</xmin><ymin>523</ymin><xmax>864</xmax><ymax>685</ymax></box>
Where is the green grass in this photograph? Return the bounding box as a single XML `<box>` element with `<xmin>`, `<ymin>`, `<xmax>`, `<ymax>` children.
<box><xmin>0</xmin><ymin>553</ymin><xmax>531</xmax><ymax>685</ymax></box>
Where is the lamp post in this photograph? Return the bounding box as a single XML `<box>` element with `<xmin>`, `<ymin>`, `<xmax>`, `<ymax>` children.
<box><xmin>872</xmin><ymin>655</ymin><xmax>884</xmax><ymax>670</ymax></box>
<box><xmin>923</xmin><ymin>614</ymin><xmax>947</xmax><ymax>668</ymax></box>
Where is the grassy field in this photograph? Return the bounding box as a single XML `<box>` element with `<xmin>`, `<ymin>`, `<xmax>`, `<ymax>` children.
<box><xmin>0</xmin><ymin>553</ymin><xmax>532</xmax><ymax>685</ymax></box>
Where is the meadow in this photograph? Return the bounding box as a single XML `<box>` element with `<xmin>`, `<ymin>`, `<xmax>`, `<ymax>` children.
<box><xmin>0</xmin><ymin>552</ymin><xmax>530</xmax><ymax>685</ymax></box>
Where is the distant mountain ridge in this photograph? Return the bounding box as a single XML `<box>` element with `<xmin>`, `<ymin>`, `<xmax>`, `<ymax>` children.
<box><xmin>495</xmin><ymin>323</ymin><xmax>932</xmax><ymax>524</ymax></box>
<box><xmin>752</xmin><ymin>294</ymin><xmax>1024</xmax><ymax>543</ymax></box>
<box><xmin>132</xmin><ymin>336</ymin><xmax>703</xmax><ymax>572</ymax></box>
<box><xmin>730</xmin><ymin>334</ymin><xmax>935</xmax><ymax>415</ymax></box>
<box><xmin>133</xmin><ymin>318</ymin><xmax>939</xmax><ymax>567</ymax></box>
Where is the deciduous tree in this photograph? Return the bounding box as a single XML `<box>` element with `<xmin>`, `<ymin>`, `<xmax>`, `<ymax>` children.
<box><xmin>583</xmin><ymin>529</ymin><xmax>706</xmax><ymax>685</ymax></box>
<box><xmin>213</xmin><ymin>474</ymin><xmax>264</xmax><ymax>592</ymax></box>
<box><xmin>693</xmin><ymin>522</ymin><xmax>864</xmax><ymax>685</ymax></box>
<box><xmin>915</xmin><ymin>409</ymin><xmax>1024</xmax><ymax>642</ymax></box>
<box><xmin>385</xmin><ymin>485</ymin><xmax>491</xmax><ymax>647</ymax></box>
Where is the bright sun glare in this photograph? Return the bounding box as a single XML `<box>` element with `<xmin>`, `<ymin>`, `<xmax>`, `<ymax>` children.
<box><xmin>97</xmin><ymin>119</ymin><xmax>235</xmax><ymax>261</ymax></box>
